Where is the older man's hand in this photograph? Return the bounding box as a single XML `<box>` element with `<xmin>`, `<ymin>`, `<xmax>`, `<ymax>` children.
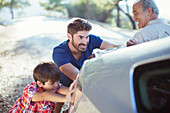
<box><xmin>126</xmin><ymin>38</ymin><xmax>138</xmax><ymax>47</ymax></box>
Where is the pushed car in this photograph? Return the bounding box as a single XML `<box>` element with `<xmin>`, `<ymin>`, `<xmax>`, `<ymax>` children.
<box><xmin>70</xmin><ymin>37</ymin><xmax>170</xmax><ymax>113</ymax></box>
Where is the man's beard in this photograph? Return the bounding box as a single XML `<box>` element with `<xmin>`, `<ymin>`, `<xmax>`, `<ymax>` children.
<box><xmin>72</xmin><ymin>38</ymin><xmax>87</xmax><ymax>52</ymax></box>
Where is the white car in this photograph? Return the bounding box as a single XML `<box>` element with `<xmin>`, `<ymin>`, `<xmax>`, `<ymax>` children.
<box><xmin>70</xmin><ymin>37</ymin><xmax>170</xmax><ymax>113</ymax></box>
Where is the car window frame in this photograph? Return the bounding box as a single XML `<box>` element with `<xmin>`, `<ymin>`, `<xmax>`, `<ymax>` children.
<box><xmin>129</xmin><ymin>55</ymin><xmax>170</xmax><ymax>113</ymax></box>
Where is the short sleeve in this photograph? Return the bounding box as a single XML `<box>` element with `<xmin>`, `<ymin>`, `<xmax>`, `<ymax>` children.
<box><xmin>89</xmin><ymin>35</ymin><xmax>103</xmax><ymax>49</ymax></box>
<box><xmin>53</xmin><ymin>47</ymin><xmax>70</xmax><ymax>68</ymax></box>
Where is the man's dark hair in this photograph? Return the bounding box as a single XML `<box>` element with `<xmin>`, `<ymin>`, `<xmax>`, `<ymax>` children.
<box><xmin>67</xmin><ymin>17</ymin><xmax>92</xmax><ymax>36</ymax></box>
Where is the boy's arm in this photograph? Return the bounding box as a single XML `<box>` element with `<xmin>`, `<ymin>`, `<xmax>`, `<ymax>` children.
<box><xmin>58</xmin><ymin>86</ymin><xmax>69</xmax><ymax>95</ymax></box>
<box><xmin>32</xmin><ymin>91</ymin><xmax>72</xmax><ymax>103</ymax></box>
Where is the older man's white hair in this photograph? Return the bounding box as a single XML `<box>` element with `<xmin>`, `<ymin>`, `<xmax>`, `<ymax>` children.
<box><xmin>134</xmin><ymin>0</ymin><xmax>159</xmax><ymax>15</ymax></box>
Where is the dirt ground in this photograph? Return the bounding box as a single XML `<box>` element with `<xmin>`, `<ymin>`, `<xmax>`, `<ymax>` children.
<box><xmin>0</xmin><ymin>17</ymin><xmax>68</xmax><ymax>112</ymax></box>
<box><xmin>0</xmin><ymin>16</ymin><xmax>132</xmax><ymax>112</ymax></box>
<box><xmin>0</xmin><ymin>24</ymin><xmax>34</xmax><ymax>112</ymax></box>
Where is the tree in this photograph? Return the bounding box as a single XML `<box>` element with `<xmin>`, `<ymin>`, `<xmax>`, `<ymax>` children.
<box><xmin>116</xmin><ymin>2</ymin><xmax>121</xmax><ymax>27</ymax></box>
<box><xmin>88</xmin><ymin>0</ymin><xmax>136</xmax><ymax>29</ymax></box>
<box><xmin>0</xmin><ymin>0</ymin><xmax>30</xmax><ymax>19</ymax></box>
<box><xmin>98</xmin><ymin>1</ymin><xmax>115</xmax><ymax>23</ymax></box>
<box><xmin>40</xmin><ymin>0</ymin><xmax>66</xmax><ymax>15</ymax></box>
<box><xmin>39</xmin><ymin>0</ymin><xmax>136</xmax><ymax>29</ymax></box>
<box><xmin>86</xmin><ymin>0</ymin><xmax>95</xmax><ymax>20</ymax></box>
<box><xmin>65</xmin><ymin>0</ymin><xmax>89</xmax><ymax>18</ymax></box>
<box><xmin>87</xmin><ymin>0</ymin><xmax>115</xmax><ymax>23</ymax></box>
<box><xmin>115</xmin><ymin>0</ymin><xmax>136</xmax><ymax>29</ymax></box>
<box><xmin>93</xmin><ymin>0</ymin><xmax>136</xmax><ymax>29</ymax></box>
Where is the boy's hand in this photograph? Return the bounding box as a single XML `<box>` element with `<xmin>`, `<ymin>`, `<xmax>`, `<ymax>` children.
<box><xmin>70</xmin><ymin>80</ymin><xmax>77</xmax><ymax>105</ymax></box>
<box><xmin>66</xmin><ymin>80</ymin><xmax>77</xmax><ymax>103</ymax></box>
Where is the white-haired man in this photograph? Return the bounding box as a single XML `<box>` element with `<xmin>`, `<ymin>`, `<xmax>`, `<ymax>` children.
<box><xmin>127</xmin><ymin>0</ymin><xmax>170</xmax><ymax>46</ymax></box>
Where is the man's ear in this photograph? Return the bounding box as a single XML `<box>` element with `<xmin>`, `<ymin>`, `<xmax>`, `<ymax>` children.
<box><xmin>67</xmin><ymin>33</ymin><xmax>72</xmax><ymax>40</ymax></box>
<box><xmin>37</xmin><ymin>81</ymin><xmax>43</xmax><ymax>87</ymax></box>
<box><xmin>147</xmin><ymin>7</ymin><xmax>153</xmax><ymax>16</ymax></box>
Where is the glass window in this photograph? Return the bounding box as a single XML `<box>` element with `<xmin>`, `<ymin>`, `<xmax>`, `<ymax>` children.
<box><xmin>133</xmin><ymin>58</ymin><xmax>170</xmax><ymax>113</ymax></box>
<box><xmin>146</xmin><ymin>73</ymin><xmax>170</xmax><ymax>112</ymax></box>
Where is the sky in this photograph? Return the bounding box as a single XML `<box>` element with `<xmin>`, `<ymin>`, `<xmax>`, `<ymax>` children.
<box><xmin>155</xmin><ymin>0</ymin><xmax>170</xmax><ymax>20</ymax></box>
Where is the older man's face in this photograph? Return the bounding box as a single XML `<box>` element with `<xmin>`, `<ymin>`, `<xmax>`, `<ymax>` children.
<box><xmin>132</xmin><ymin>2</ymin><xmax>150</xmax><ymax>29</ymax></box>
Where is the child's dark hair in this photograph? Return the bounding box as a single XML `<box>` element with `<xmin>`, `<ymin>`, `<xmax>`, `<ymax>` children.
<box><xmin>33</xmin><ymin>62</ymin><xmax>61</xmax><ymax>85</ymax></box>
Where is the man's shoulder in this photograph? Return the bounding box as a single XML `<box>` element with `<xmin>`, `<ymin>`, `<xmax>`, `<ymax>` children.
<box><xmin>53</xmin><ymin>40</ymin><xmax>68</xmax><ymax>52</ymax></box>
<box><xmin>137</xmin><ymin>19</ymin><xmax>170</xmax><ymax>34</ymax></box>
<box><xmin>89</xmin><ymin>34</ymin><xmax>101</xmax><ymax>42</ymax></box>
<box><xmin>89</xmin><ymin>34</ymin><xmax>99</xmax><ymax>38</ymax></box>
<box><xmin>132</xmin><ymin>28</ymin><xmax>149</xmax><ymax>40</ymax></box>
<box><xmin>135</xmin><ymin>24</ymin><xmax>154</xmax><ymax>35</ymax></box>
<box><xmin>133</xmin><ymin>27</ymin><xmax>152</xmax><ymax>39</ymax></box>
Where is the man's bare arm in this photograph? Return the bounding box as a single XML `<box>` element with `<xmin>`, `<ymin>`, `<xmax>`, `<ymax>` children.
<box><xmin>59</xmin><ymin>63</ymin><xmax>79</xmax><ymax>81</ymax></box>
<box><xmin>100</xmin><ymin>40</ymin><xmax>120</xmax><ymax>50</ymax></box>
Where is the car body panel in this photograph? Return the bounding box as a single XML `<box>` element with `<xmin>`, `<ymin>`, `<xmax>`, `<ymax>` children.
<box><xmin>71</xmin><ymin>94</ymin><xmax>100</xmax><ymax>113</ymax></box>
<box><xmin>71</xmin><ymin>37</ymin><xmax>170</xmax><ymax>113</ymax></box>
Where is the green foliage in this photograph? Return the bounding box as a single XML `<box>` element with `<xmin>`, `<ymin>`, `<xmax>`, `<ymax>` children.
<box><xmin>65</xmin><ymin>0</ymin><xmax>88</xmax><ymax>18</ymax></box>
<box><xmin>38</xmin><ymin>0</ymin><xmax>134</xmax><ymax>29</ymax></box>
<box><xmin>0</xmin><ymin>0</ymin><xmax>30</xmax><ymax>9</ymax></box>
<box><xmin>0</xmin><ymin>0</ymin><xmax>30</xmax><ymax>19</ymax></box>
<box><xmin>40</xmin><ymin>0</ymin><xmax>66</xmax><ymax>14</ymax></box>
<box><xmin>120</xmin><ymin>15</ymin><xmax>134</xmax><ymax>29</ymax></box>
<box><xmin>0</xmin><ymin>0</ymin><xmax>7</xmax><ymax>9</ymax></box>
<box><xmin>65</xmin><ymin>0</ymin><xmax>115</xmax><ymax>23</ymax></box>
<box><xmin>91</xmin><ymin>1</ymin><xmax>113</xmax><ymax>21</ymax></box>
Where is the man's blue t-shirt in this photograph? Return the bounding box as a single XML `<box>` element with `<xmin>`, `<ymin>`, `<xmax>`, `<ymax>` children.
<box><xmin>52</xmin><ymin>34</ymin><xmax>103</xmax><ymax>86</ymax></box>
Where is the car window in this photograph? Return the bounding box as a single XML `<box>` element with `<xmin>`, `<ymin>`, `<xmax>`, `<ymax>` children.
<box><xmin>132</xmin><ymin>58</ymin><xmax>170</xmax><ymax>113</ymax></box>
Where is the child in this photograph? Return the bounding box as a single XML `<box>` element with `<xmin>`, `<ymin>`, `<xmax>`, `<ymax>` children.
<box><xmin>9</xmin><ymin>61</ymin><xmax>75</xmax><ymax>113</ymax></box>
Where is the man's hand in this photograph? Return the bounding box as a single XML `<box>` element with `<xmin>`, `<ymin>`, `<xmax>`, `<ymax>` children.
<box><xmin>59</xmin><ymin>63</ymin><xmax>79</xmax><ymax>80</ymax></box>
<box><xmin>88</xmin><ymin>53</ymin><xmax>95</xmax><ymax>59</ymax></box>
<box><xmin>66</xmin><ymin>80</ymin><xmax>77</xmax><ymax>103</ymax></box>
<box><xmin>126</xmin><ymin>38</ymin><xmax>138</xmax><ymax>47</ymax></box>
